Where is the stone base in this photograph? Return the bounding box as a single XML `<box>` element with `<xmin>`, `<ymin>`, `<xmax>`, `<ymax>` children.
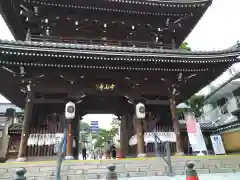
<box><xmin>16</xmin><ymin>157</ymin><xmax>27</xmax><ymax>162</ymax></box>
<box><xmin>175</xmin><ymin>152</ymin><xmax>185</xmax><ymax>156</ymax></box>
<box><xmin>197</xmin><ymin>152</ymin><xmax>205</xmax><ymax>156</ymax></box>
<box><xmin>137</xmin><ymin>153</ymin><xmax>146</xmax><ymax>158</ymax></box>
<box><xmin>65</xmin><ymin>155</ymin><xmax>74</xmax><ymax>160</ymax></box>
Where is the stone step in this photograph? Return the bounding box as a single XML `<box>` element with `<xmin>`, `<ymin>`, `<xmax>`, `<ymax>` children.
<box><xmin>1</xmin><ymin>157</ymin><xmax>240</xmax><ymax>179</ymax></box>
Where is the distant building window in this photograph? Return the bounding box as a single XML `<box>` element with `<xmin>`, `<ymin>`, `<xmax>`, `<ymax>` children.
<box><xmin>217</xmin><ymin>98</ymin><xmax>228</xmax><ymax>114</ymax></box>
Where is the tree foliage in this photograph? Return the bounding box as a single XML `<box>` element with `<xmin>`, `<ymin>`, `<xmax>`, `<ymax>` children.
<box><xmin>79</xmin><ymin>122</ymin><xmax>90</xmax><ymax>131</ymax></box>
<box><xmin>79</xmin><ymin>120</ymin><xmax>119</xmax><ymax>148</ymax></box>
<box><xmin>92</xmin><ymin>128</ymin><xmax>112</xmax><ymax>147</ymax></box>
<box><xmin>179</xmin><ymin>42</ymin><xmax>191</xmax><ymax>51</ymax></box>
<box><xmin>186</xmin><ymin>95</ymin><xmax>205</xmax><ymax>117</ymax></box>
<box><xmin>177</xmin><ymin>95</ymin><xmax>205</xmax><ymax>118</ymax></box>
<box><xmin>79</xmin><ymin>122</ymin><xmax>90</xmax><ymax>142</ymax></box>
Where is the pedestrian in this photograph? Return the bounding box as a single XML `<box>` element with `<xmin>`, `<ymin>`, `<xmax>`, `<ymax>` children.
<box><xmin>92</xmin><ymin>149</ymin><xmax>96</xmax><ymax>160</ymax></box>
<box><xmin>111</xmin><ymin>144</ymin><xmax>116</xmax><ymax>159</ymax></box>
<box><xmin>99</xmin><ymin>149</ymin><xmax>103</xmax><ymax>159</ymax></box>
<box><xmin>105</xmin><ymin>141</ymin><xmax>111</xmax><ymax>159</ymax></box>
<box><xmin>82</xmin><ymin>146</ymin><xmax>87</xmax><ymax>160</ymax></box>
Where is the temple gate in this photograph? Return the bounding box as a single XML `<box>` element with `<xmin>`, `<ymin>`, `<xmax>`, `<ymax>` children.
<box><xmin>0</xmin><ymin>0</ymin><xmax>239</xmax><ymax>160</ymax></box>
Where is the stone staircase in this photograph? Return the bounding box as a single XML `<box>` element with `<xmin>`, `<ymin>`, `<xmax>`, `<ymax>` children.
<box><xmin>1</xmin><ymin>156</ymin><xmax>240</xmax><ymax>180</ymax></box>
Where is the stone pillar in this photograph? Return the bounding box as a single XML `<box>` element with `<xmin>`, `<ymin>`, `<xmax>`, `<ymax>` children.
<box><xmin>17</xmin><ymin>93</ymin><xmax>33</xmax><ymax>161</ymax></box>
<box><xmin>65</xmin><ymin>122</ymin><xmax>74</xmax><ymax>160</ymax></box>
<box><xmin>169</xmin><ymin>96</ymin><xmax>184</xmax><ymax>155</ymax></box>
<box><xmin>134</xmin><ymin>115</ymin><xmax>146</xmax><ymax>157</ymax></box>
<box><xmin>120</xmin><ymin>116</ymin><xmax>128</xmax><ymax>157</ymax></box>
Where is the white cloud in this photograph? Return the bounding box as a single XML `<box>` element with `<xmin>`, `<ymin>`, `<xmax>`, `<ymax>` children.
<box><xmin>186</xmin><ymin>0</ymin><xmax>240</xmax><ymax>51</ymax></box>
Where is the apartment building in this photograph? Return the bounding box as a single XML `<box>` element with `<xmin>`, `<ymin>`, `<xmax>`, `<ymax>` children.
<box><xmin>199</xmin><ymin>66</ymin><xmax>240</xmax><ymax>153</ymax></box>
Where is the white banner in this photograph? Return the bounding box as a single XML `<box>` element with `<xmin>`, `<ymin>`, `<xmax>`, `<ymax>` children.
<box><xmin>129</xmin><ymin>132</ymin><xmax>176</xmax><ymax>146</ymax></box>
<box><xmin>184</xmin><ymin>112</ymin><xmax>207</xmax><ymax>152</ymax></box>
<box><xmin>210</xmin><ymin>135</ymin><xmax>226</xmax><ymax>155</ymax></box>
<box><xmin>191</xmin><ymin>123</ymin><xmax>208</xmax><ymax>152</ymax></box>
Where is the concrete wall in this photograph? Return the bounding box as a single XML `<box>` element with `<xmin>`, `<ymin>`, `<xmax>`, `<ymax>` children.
<box><xmin>226</xmin><ymin>94</ymin><xmax>238</xmax><ymax>113</ymax></box>
<box><xmin>0</xmin><ymin>129</ymin><xmax>10</xmax><ymax>162</ymax></box>
<box><xmin>0</xmin><ymin>117</ymin><xmax>12</xmax><ymax>162</ymax></box>
<box><xmin>222</xmin><ymin>130</ymin><xmax>240</xmax><ymax>152</ymax></box>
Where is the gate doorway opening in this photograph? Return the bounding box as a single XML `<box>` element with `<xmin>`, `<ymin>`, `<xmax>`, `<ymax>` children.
<box><xmin>78</xmin><ymin>114</ymin><xmax>119</xmax><ymax>160</ymax></box>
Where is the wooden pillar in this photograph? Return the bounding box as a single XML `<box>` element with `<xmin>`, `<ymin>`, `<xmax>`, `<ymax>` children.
<box><xmin>120</xmin><ymin>116</ymin><xmax>128</xmax><ymax>157</ymax></box>
<box><xmin>71</xmin><ymin>115</ymin><xmax>79</xmax><ymax>159</ymax></box>
<box><xmin>126</xmin><ymin>114</ymin><xmax>134</xmax><ymax>155</ymax></box>
<box><xmin>17</xmin><ymin>93</ymin><xmax>33</xmax><ymax>161</ymax></box>
<box><xmin>169</xmin><ymin>96</ymin><xmax>184</xmax><ymax>155</ymax></box>
<box><xmin>65</xmin><ymin>122</ymin><xmax>74</xmax><ymax>160</ymax></box>
<box><xmin>134</xmin><ymin>115</ymin><xmax>146</xmax><ymax>157</ymax></box>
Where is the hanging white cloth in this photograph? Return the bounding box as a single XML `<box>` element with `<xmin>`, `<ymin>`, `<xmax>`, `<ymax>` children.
<box><xmin>27</xmin><ymin>134</ymin><xmax>33</xmax><ymax>146</ymax></box>
<box><xmin>43</xmin><ymin>134</ymin><xmax>47</xmax><ymax>146</ymax></box>
<box><xmin>44</xmin><ymin>134</ymin><xmax>50</xmax><ymax>145</ymax></box>
<box><xmin>38</xmin><ymin>134</ymin><xmax>44</xmax><ymax>146</ymax></box>
<box><xmin>51</xmin><ymin>134</ymin><xmax>56</xmax><ymax>145</ymax></box>
<box><xmin>54</xmin><ymin>133</ymin><xmax>64</xmax><ymax>153</ymax></box>
<box><xmin>32</xmin><ymin>134</ymin><xmax>37</xmax><ymax>146</ymax></box>
<box><xmin>129</xmin><ymin>132</ymin><xmax>176</xmax><ymax>146</ymax></box>
<box><xmin>31</xmin><ymin>134</ymin><xmax>36</xmax><ymax>146</ymax></box>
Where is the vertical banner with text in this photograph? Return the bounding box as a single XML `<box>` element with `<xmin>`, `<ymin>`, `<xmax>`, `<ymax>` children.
<box><xmin>184</xmin><ymin>112</ymin><xmax>207</xmax><ymax>152</ymax></box>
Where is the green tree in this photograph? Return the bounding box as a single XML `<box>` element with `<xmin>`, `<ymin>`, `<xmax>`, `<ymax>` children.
<box><xmin>93</xmin><ymin>128</ymin><xmax>111</xmax><ymax>147</ymax></box>
<box><xmin>186</xmin><ymin>95</ymin><xmax>205</xmax><ymax>117</ymax></box>
<box><xmin>79</xmin><ymin>122</ymin><xmax>90</xmax><ymax>142</ymax></box>
<box><xmin>177</xmin><ymin>95</ymin><xmax>205</xmax><ymax>118</ymax></box>
<box><xmin>179</xmin><ymin>42</ymin><xmax>191</xmax><ymax>51</ymax></box>
<box><xmin>80</xmin><ymin>122</ymin><xmax>90</xmax><ymax>131</ymax></box>
<box><xmin>109</xmin><ymin>118</ymin><xmax>120</xmax><ymax>137</ymax></box>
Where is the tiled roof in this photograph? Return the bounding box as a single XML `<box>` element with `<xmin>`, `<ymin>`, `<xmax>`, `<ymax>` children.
<box><xmin>179</xmin><ymin>120</ymin><xmax>217</xmax><ymax>129</ymax></box>
<box><xmin>0</xmin><ymin>39</ymin><xmax>240</xmax><ymax>59</ymax></box>
<box><xmin>8</xmin><ymin>124</ymin><xmax>22</xmax><ymax>131</ymax></box>
<box><xmin>0</xmin><ymin>103</ymin><xmax>22</xmax><ymax>114</ymax></box>
<box><xmin>214</xmin><ymin>121</ymin><xmax>240</xmax><ymax>133</ymax></box>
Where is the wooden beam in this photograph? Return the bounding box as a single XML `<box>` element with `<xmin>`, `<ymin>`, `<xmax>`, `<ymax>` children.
<box><xmin>34</xmin><ymin>99</ymin><xmax>66</xmax><ymax>104</ymax></box>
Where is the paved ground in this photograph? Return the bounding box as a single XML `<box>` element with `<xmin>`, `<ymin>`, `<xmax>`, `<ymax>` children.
<box><xmin>98</xmin><ymin>173</ymin><xmax>240</xmax><ymax>180</ymax></box>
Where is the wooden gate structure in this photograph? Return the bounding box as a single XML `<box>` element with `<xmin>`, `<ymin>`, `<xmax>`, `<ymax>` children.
<box><xmin>0</xmin><ymin>0</ymin><xmax>240</xmax><ymax>161</ymax></box>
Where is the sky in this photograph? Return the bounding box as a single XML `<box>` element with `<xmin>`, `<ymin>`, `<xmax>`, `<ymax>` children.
<box><xmin>0</xmin><ymin>0</ymin><xmax>240</xmax><ymax>128</ymax></box>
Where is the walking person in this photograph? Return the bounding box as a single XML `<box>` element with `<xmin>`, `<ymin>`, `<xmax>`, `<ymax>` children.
<box><xmin>82</xmin><ymin>146</ymin><xmax>87</xmax><ymax>160</ymax></box>
<box><xmin>105</xmin><ymin>141</ymin><xmax>111</xmax><ymax>159</ymax></box>
<box><xmin>99</xmin><ymin>148</ymin><xmax>103</xmax><ymax>159</ymax></box>
<box><xmin>111</xmin><ymin>144</ymin><xmax>116</xmax><ymax>159</ymax></box>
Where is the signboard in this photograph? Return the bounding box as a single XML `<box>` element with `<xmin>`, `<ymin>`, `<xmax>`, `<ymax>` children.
<box><xmin>210</xmin><ymin>135</ymin><xmax>226</xmax><ymax>155</ymax></box>
<box><xmin>96</xmin><ymin>84</ymin><xmax>115</xmax><ymax>91</ymax></box>
<box><xmin>90</xmin><ymin>121</ymin><xmax>99</xmax><ymax>133</ymax></box>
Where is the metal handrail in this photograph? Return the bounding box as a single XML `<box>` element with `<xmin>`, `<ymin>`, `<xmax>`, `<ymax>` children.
<box><xmin>29</xmin><ymin>35</ymin><xmax>172</xmax><ymax>49</ymax></box>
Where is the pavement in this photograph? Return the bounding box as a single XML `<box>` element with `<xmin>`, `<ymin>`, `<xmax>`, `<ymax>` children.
<box><xmin>98</xmin><ymin>173</ymin><xmax>240</xmax><ymax>180</ymax></box>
